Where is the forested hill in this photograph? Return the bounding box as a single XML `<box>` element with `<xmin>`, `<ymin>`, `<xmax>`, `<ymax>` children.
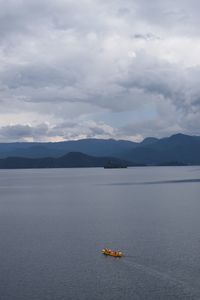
<box><xmin>0</xmin><ymin>152</ymin><xmax>135</xmax><ymax>169</ymax></box>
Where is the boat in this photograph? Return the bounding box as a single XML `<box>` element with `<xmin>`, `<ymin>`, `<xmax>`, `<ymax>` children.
<box><xmin>104</xmin><ymin>160</ymin><xmax>127</xmax><ymax>169</ymax></box>
<box><xmin>101</xmin><ymin>248</ymin><xmax>123</xmax><ymax>257</ymax></box>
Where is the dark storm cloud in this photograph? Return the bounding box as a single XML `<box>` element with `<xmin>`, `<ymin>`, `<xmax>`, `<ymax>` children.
<box><xmin>0</xmin><ymin>124</ymin><xmax>49</xmax><ymax>141</ymax></box>
<box><xmin>0</xmin><ymin>0</ymin><xmax>200</xmax><ymax>141</ymax></box>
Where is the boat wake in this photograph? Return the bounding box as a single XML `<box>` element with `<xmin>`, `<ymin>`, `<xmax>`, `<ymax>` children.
<box><xmin>121</xmin><ymin>257</ymin><xmax>200</xmax><ymax>298</ymax></box>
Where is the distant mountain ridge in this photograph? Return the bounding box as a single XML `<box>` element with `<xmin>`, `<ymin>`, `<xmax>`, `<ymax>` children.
<box><xmin>121</xmin><ymin>133</ymin><xmax>200</xmax><ymax>165</ymax></box>
<box><xmin>0</xmin><ymin>138</ymin><xmax>137</xmax><ymax>158</ymax></box>
<box><xmin>0</xmin><ymin>133</ymin><xmax>199</xmax><ymax>167</ymax></box>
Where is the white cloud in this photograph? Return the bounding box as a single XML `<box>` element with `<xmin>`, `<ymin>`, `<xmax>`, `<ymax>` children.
<box><xmin>0</xmin><ymin>0</ymin><xmax>199</xmax><ymax>141</ymax></box>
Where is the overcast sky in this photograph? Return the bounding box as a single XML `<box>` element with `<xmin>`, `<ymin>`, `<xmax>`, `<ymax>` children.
<box><xmin>0</xmin><ymin>0</ymin><xmax>200</xmax><ymax>142</ymax></box>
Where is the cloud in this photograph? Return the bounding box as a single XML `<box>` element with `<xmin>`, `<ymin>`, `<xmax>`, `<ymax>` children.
<box><xmin>0</xmin><ymin>123</ymin><xmax>50</xmax><ymax>142</ymax></box>
<box><xmin>0</xmin><ymin>0</ymin><xmax>200</xmax><ymax>141</ymax></box>
<box><xmin>0</xmin><ymin>121</ymin><xmax>118</xmax><ymax>142</ymax></box>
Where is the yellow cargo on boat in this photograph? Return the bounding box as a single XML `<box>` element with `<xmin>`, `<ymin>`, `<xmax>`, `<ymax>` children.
<box><xmin>101</xmin><ymin>248</ymin><xmax>123</xmax><ymax>257</ymax></box>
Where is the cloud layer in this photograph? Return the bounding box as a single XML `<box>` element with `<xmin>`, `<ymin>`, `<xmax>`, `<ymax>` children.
<box><xmin>0</xmin><ymin>0</ymin><xmax>200</xmax><ymax>141</ymax></box>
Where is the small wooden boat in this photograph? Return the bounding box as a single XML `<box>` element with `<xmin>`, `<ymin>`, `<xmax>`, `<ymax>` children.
<box><xmin>101</xmin><ymin>248</ymin><xmax>123</xmax><ymax>257</ymax></box>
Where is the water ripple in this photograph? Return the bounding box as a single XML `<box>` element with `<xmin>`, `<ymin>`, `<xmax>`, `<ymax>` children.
<box><xmin>103</xmin><ymin>179</ymin><xmax>200</xmax><ymax>186</ymax></box>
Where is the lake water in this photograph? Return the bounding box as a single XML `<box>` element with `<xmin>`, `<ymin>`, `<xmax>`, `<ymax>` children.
<box><xmin>0</xmin><ymin>166</ymin><xmax>200</xmax><ymax>300</ymax></box>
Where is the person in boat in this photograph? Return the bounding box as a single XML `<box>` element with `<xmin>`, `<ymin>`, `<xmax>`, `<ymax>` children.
<box><xmin>106</xmin><ymin>248</ymin><xmax>111</xmax><ymax>253</ymax></box>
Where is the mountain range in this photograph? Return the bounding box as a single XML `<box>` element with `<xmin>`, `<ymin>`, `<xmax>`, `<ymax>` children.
<box><xmin>0</xmin><ymin>133</ymin><xmax>199</xmax><ymax>168</ymax></box>
<box><xmin>0</xmin><ymin>152</ymin><xmax>134</xmax><ymax>169</ymax></box>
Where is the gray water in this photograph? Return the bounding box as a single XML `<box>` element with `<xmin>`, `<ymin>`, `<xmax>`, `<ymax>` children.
<box><xmin>0</xmin><ymin>166</ymin><xmax>200</xmax><ymax>300</ymax></box>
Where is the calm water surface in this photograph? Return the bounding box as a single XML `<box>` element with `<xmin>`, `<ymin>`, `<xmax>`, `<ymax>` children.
<box><xmin>0</xmin><ymin>166</ymin><xmax>200</xmax><ymax>300</ymax></box>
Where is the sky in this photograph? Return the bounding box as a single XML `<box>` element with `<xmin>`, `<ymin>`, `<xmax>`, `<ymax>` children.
<box><xmin>0</xmin><ymin>0</ymin><xmax>200</xmax><ymax>142</ymax></box>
